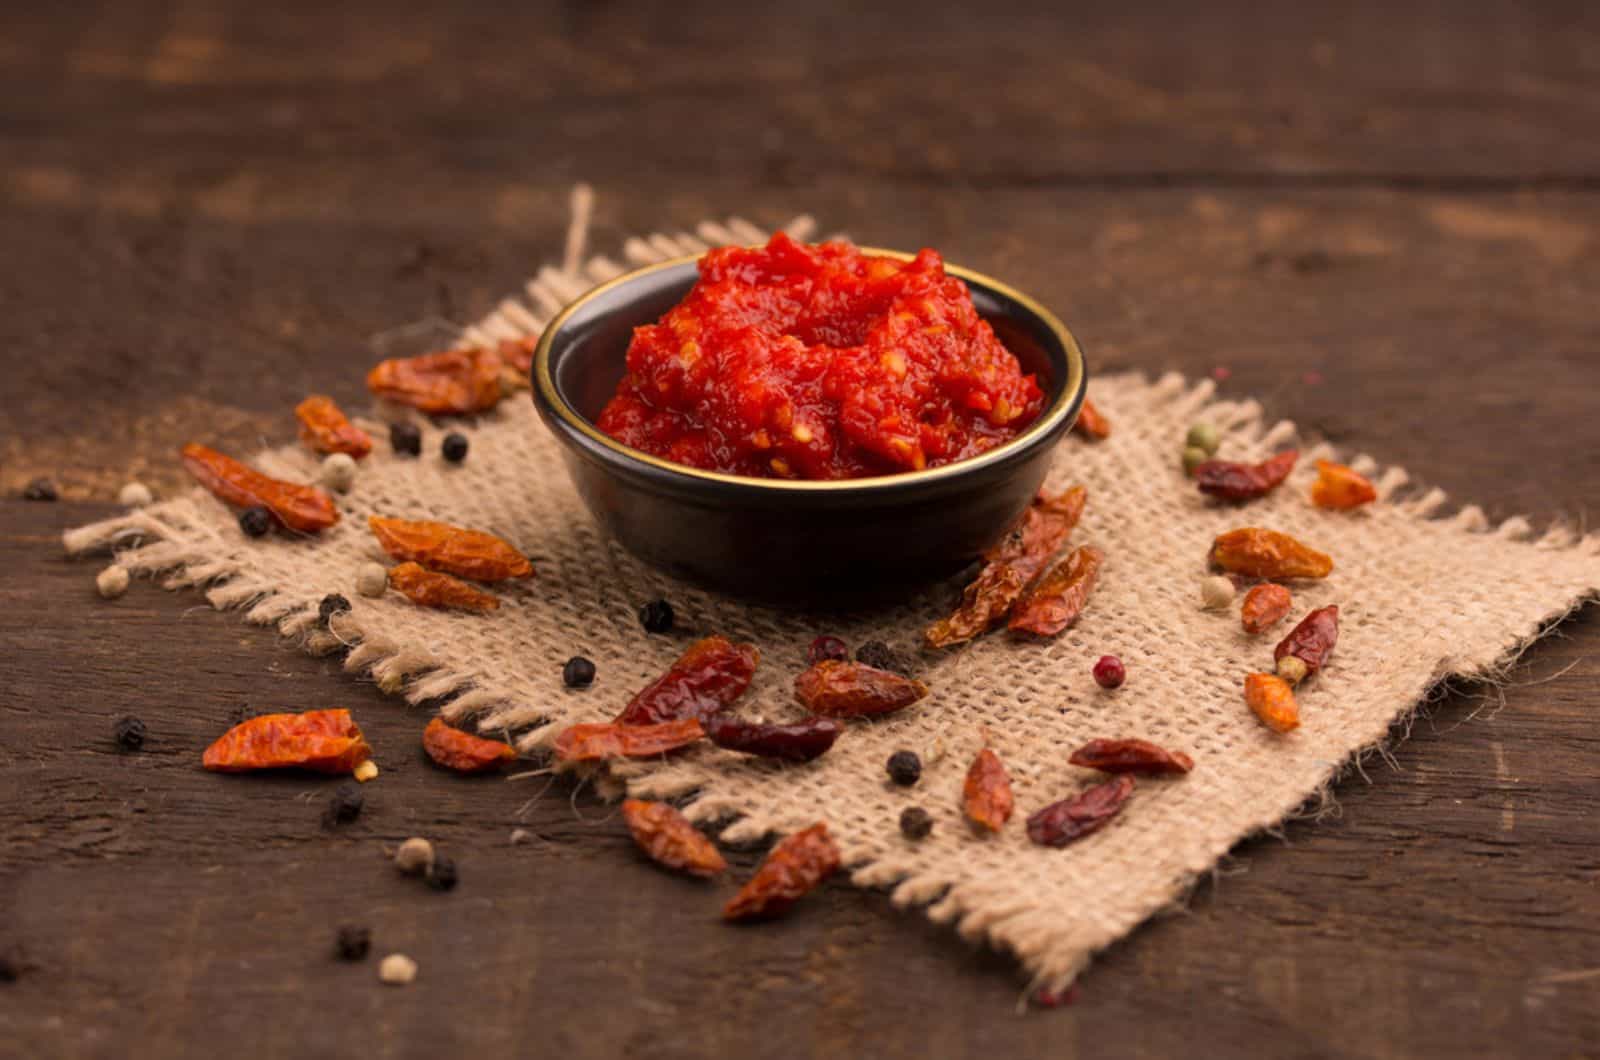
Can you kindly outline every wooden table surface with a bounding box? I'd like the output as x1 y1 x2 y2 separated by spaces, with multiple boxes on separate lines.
4 3 1598 1057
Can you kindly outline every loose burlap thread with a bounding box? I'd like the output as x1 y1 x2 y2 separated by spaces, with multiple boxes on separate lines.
65 195 1600 997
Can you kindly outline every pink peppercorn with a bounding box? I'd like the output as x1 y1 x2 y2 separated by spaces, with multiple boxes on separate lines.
807 635 850 666
1092 655 1126 690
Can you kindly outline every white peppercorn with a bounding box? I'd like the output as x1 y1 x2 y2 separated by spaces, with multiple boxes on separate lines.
319 453 357 493
378 953 417 985
96 565 131 599
355 563 389 598
118 481 154 507
1200 575 1235 611
394 837 434 875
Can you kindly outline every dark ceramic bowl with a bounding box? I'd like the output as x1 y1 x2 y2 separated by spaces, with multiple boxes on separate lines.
532 249 1087 606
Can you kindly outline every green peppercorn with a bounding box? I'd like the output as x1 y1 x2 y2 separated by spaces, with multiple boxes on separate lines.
1182 446 1210 477
1185 423 1220 456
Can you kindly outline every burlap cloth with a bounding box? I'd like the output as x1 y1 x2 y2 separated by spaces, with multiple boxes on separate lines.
64 200 1600 998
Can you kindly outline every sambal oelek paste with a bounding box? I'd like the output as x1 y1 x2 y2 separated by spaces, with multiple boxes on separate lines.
597 234 1044 480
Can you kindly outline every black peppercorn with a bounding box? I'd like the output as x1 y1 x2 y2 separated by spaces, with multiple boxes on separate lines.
441 432 469 462
899 806 933 840
563 656 596 688
856 640 908 674
22 478 58 502
323 783 364 827
389 421 422 456
113 715 147 752
886 750 922 786
319 593 351 624
0 949 21 983
334 924 371 961
238 506 273 538
638 599 675 634
426 855 458 891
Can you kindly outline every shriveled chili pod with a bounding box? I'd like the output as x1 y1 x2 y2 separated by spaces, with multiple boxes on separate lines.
369 517 533 582
1026 775 1134 847
621 799 727 878
723 823 840 921
1244 672 1300 733
202 709 372 774
181 443 340 533
615 636 761 725
1210 527 1333 580
962 747 1014 832
702 714 841 763
366 346 504 415
295 395 373 459
1008 545 1104 637
1068 738 1194 776
793 661 928 718
552 718 705 764
1274 605 1340 678
1195 450 1298 502
923 562 1025 649
421 717 516 774
1310 460 1377 510
1240 584 1293 634
988 485 1088 583
1072 397 1111 440
388 562 501 612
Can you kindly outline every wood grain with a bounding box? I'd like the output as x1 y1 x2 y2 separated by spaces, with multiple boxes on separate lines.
2 2 1598 1057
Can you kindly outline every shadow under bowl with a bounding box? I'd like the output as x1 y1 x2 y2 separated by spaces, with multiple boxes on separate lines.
532 249 1087 607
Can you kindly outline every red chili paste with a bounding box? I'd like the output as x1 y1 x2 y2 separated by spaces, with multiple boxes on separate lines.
596 234 1044 480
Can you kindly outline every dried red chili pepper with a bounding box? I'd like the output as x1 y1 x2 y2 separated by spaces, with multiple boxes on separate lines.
202 709 372 774
553 718 705 763
1068 738 1194 776
1026 775 1134 847
1274 605 1340 677
1244 672 1300 733
614 636 761 725
1211 527 1333 580
1195 450 1298 502
923 562 1025 649
294 395 373 459
366 346 504 415
702 714 841 763
388 562 500 612
181 443 340 533
1240 583 1293 634
1072 397 1111 440
1008 545 1104 637
962 747 1014 832
793 661 928 717
989 485 1088 582
421 717 516 774
1310 460 1377 510
368 517 533 582
496 337 538 379
621 799 727 878
723 822 841 921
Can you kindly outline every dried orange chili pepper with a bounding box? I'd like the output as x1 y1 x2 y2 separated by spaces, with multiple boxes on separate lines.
793 661 928 717
552 718 705 763
1008 545 1104 637
1240 583 1293 634
388 562 500 612
368 517 533 582
496 337 538 379
1072 397 1111 440
723 822 841 921
1211 527 1333 580
1195 450 1298 502
421 717 516 774
621 799 727 878
181 443 340 533
202 709 371 774
294 395 372 459
963 747 1015 832
1244 672 1300 733
1069 738 1193 776
1310 459 1377 510
615 636 761 725
366 346 504 415
924 562 1025 649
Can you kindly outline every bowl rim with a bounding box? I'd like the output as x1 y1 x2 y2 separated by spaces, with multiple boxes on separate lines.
532 246 1086 493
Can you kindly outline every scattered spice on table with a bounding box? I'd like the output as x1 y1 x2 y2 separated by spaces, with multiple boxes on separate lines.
1200 574 1237 611
1069 738 1193 776
806 635 850 665
323 782 364 827
96 565 130 600
1185 423 1220 457
638 598 675 634
794 660 928 717
318 453 357 493
369 517 533 582
202 709 372 774
118 481 153 507
22 477 58 501
854 639 912 675
553 718 705 763
238 505 273 538
441 432 469 463
1275 605 1340 680
319 593 352 624
181 443 339 533
367 346 503 415
388 421 422 456
113 714 147 751
1244 672 1301 733
621 799 727 878
1211 527 1333 580
899 807 934 840
1195 450 1299 502
886 749 922 786
422 717 516 774
723 822 840 921
1240 584 1293 634
426 855 459 891
1073 396 1111 440
1092 654 1126 690
335 925 371 961
388 562 500 612
378 953 418 985
963 747 1014 833
295 395 372 459
702 714 841 763
1008 545 1104 638
355 563 388 598
394 837 434 876
1310 459 1377 510
562 655 597 688
1027 775 1135 847
614 636 759 724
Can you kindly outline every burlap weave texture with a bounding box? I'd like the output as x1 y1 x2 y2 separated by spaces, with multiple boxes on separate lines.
64 208 1600 996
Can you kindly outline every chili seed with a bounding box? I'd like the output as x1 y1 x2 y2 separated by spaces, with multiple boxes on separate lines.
426 855 458 891
389 422 422 457
319 593 352 624
806 635 850 665
394 837 434 875
239 506 273 538
441 432 469 463
563 656 597 688
1185 423 1220 456
324 783 364 826
113 715 147 751
334 924 371 961
886 750 922 786
22 478 58 502
378 953 417 985
1093 655 1127 690
638 599 675 634
855 640 908 674
899 806 934 840
118 481 154 507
